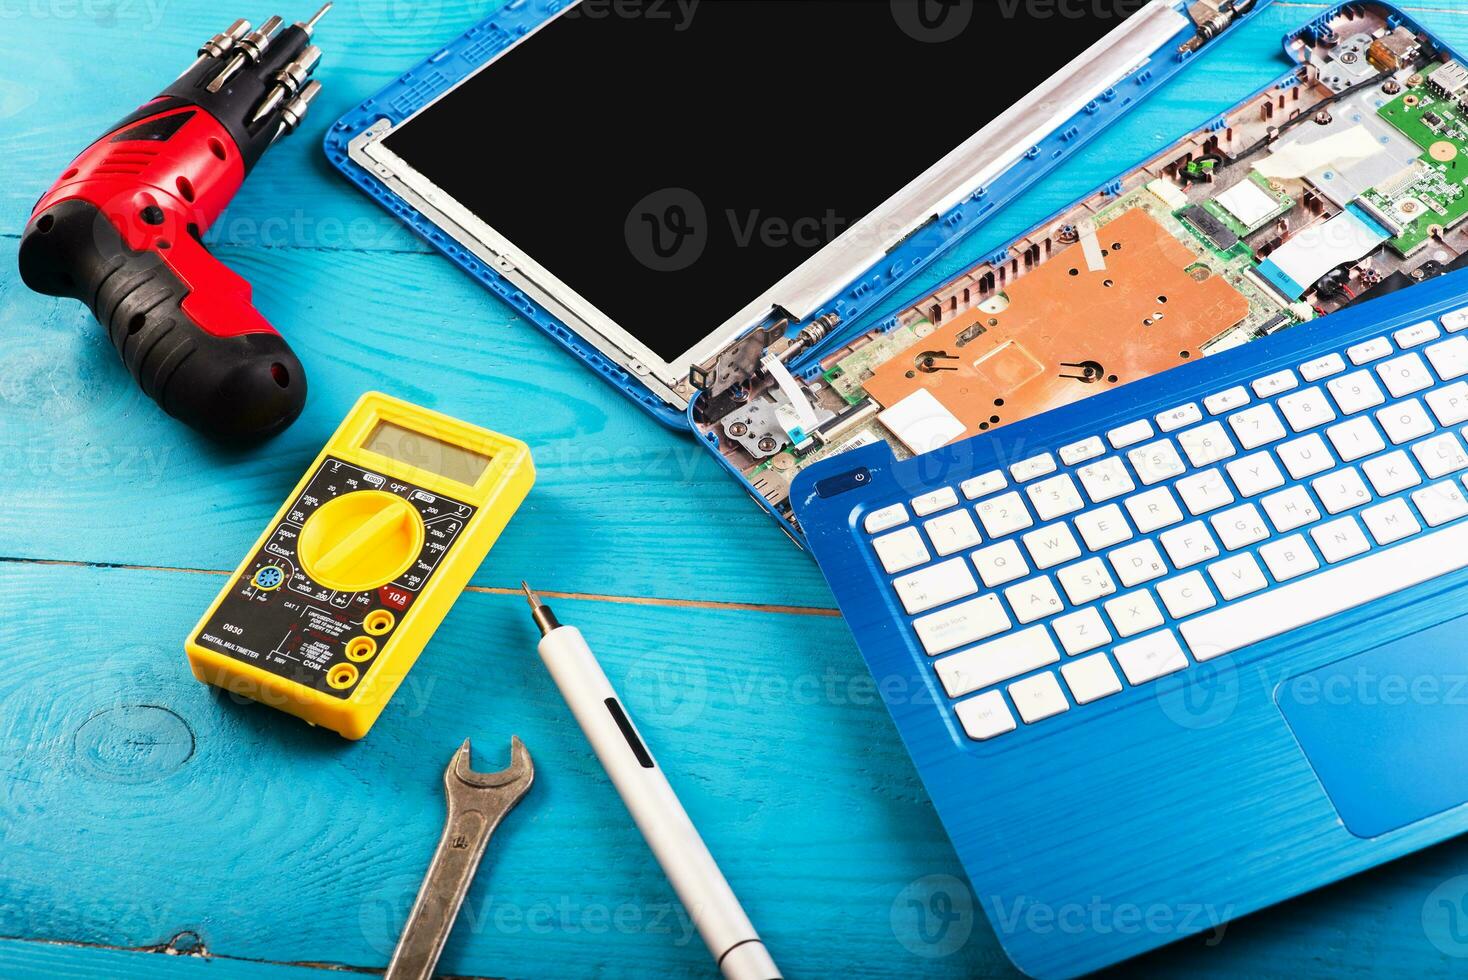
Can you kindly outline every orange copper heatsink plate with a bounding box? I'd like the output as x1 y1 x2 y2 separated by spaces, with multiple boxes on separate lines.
864 208 1251 440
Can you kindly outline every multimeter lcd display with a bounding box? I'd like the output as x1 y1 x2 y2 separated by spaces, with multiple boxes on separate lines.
362 420 493 485
381 0 1136 363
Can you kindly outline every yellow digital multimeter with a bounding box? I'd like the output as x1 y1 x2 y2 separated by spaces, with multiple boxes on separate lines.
185 392 534 739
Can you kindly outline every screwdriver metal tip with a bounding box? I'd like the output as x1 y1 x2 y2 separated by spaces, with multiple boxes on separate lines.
522 582 559 636
304 2 331 31
521 581 540 608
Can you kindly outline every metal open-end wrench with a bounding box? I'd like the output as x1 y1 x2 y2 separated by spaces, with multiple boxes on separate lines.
385 737 535 980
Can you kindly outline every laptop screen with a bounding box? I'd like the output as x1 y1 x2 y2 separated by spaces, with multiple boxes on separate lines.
385 0 1146 363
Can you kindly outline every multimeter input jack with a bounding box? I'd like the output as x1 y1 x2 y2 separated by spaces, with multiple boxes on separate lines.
251 565 285 590
363 610 395 635
327 663 359 689
345 636 377 662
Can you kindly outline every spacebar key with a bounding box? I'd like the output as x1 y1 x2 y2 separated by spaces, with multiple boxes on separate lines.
1180 520 1468 660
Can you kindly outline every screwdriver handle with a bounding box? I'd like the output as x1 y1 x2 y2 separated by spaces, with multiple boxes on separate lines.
19 196 306 441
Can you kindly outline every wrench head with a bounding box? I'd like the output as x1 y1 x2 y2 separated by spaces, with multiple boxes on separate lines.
447 736 535 799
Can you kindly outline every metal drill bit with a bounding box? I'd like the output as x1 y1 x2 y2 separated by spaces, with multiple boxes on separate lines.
180 19 249 80
521 582 560 637
247 43 320 124
299 2 331 35
207 14 283 93
272 78 321 142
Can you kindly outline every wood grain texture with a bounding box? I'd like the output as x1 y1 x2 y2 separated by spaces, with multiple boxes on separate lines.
5 1 1468 978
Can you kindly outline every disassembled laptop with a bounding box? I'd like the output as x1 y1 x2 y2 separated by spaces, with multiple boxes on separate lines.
690 5 1466 529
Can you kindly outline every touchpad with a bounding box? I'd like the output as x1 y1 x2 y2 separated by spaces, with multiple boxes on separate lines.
1277 614 1468 839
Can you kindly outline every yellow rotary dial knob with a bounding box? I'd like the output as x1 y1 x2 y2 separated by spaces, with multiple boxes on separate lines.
297 491 425 592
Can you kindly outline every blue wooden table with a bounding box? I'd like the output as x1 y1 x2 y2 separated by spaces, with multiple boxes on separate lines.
5 2 1468 977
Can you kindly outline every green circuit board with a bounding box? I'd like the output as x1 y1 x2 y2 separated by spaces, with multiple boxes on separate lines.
1369 73 1468 256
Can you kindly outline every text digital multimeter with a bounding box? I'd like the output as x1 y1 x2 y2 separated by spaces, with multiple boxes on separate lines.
186 392 534 739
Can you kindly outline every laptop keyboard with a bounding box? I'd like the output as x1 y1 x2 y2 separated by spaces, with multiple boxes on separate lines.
864 307 1468 742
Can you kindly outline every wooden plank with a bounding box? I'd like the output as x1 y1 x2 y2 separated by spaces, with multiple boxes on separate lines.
0 562 976 978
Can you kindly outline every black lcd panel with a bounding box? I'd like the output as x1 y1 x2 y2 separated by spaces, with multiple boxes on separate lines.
385 0 1145 362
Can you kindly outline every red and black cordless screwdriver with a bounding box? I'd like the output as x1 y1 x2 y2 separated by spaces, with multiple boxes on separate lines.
18 5 330 441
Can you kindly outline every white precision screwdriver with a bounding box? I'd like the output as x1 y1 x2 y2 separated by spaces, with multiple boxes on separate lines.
522 583 781 980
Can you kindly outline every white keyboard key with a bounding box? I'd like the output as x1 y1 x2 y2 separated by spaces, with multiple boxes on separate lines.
1252 369 1298 398
1413 432 1468 479
1076 457 1135 503
1107 419 1154 449
1347 336 1393 365
1277 433 1336 480
1127 439 1186 486
1300 353 1346 382
1105 589 1165 637
865 503 909 534
1326 416 1385 462
893 558 977 614
911 486 959 517
1377 399 1435 446
1229 404 1287 450
1156 570 1217 618
1009 671 1070 724
1362 497 1421 545
1113 630 1189 684
936 627 1060 698
961 470 1007 500
1377 353 1435 398
1204 386 1250 415
1226 452 1285 497
1395 321 1441 348
976 491 1034 538
1427 382 1468 426
1427 335 1468 381
1052 607 1111 655
1311 516 1370 564
1259 534 1319 581
1181 519 1468 661
1327 371 1386 415
1056 557 1117 605
1026 474 1085 521
1157 403 1202 432
913 594 1011 655
1208 552 1268 601
955 690 1016 741
1022 524 1082 570
1262 485 1321 532
1159 521 1220 568
1004 576 1064 624
1010 453 1057 482
874 527 929 573
1362 450 1422 496
1178 421 1237 467
1059 436 1105 466
1074 503 1132 551
1109 539 1169 587
972 540 1029 587
1413 480 1468 527
1175 469 1235 516
925 509 982 556
1278 387 1338 431
1125 487 1184 533
1211 503 1269 550
1061 654 1123 705
1444 307 1468 333
1312 468 1372 515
